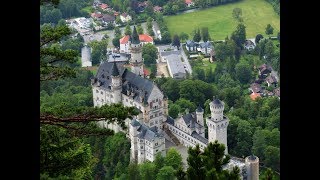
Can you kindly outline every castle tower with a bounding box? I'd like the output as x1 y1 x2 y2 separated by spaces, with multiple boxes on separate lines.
196 105 205 137
245 155 259 180
111 62 122 103
129 26 144 76
206 97 229 154
129 119 140 162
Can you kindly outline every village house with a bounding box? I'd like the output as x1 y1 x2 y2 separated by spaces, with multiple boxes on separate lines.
166 54 186 79
186 40 198 52
198 41 213 55
249 83 263 94
99 3 109 11
258 64 272 77
102 14 115 25
120 13 132 23
185 0 195 7
153 6 163 13
265 74 278 87
244 39 255 51
120 34 154 53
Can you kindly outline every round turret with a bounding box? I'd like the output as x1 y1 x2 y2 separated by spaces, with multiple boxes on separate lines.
245 155 259 180
209 97 224 121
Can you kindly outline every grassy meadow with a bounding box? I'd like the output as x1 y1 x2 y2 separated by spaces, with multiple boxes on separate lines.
164 0 280 40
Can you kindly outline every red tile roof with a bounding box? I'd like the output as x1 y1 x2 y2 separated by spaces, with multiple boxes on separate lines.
100 3 108 9
250 92 261 101
91 13 103 18
143 68 150 76
185 0 193 4
139 34 153 42
120 35 130 44
119 34 153 44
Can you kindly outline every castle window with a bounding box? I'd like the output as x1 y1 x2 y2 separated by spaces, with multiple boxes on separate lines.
155 120 158 124
156 149 158 152
155 142 158 146
140 139 143 142
96 90 99 93
141 146 143 149
156 99 158 102
101 91 103 95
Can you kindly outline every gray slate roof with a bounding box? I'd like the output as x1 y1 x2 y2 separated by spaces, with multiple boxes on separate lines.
186 40 198 47
199 41 213 48
93 61 156 103
196 105 203 112
136 123 163 141
191 131 208 144
160 50 180 57
182 112 203 128
166 116 175 125
166 54 186 75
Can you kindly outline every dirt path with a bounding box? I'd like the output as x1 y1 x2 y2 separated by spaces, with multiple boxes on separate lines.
157 62 169 77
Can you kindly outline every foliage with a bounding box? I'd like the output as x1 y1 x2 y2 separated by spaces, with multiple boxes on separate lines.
137 24 144 34
231 23 246 49
265 24 274 36
125 24 132 35
40 124 95 179
113 36 121 48
103 133 131 179
172 34 181 49
193 28 201 42
186 141 239 179
89 39 108 65
164 148 183 169
255 34 264 44
139 161 157 180
128 163 140 180
235 61 252 84
40 23 78 81
232 7 243 22
142 43 158 66
201 27 211 42
179 32 189 42
156 166 176 180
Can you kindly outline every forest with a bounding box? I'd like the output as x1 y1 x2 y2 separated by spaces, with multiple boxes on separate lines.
40 0 280 179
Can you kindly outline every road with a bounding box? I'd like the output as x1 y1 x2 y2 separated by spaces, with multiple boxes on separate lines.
82 23 147 48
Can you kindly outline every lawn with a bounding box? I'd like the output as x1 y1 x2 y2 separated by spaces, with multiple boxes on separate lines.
192 58 217 73
164 0 280 40
82 6 93 14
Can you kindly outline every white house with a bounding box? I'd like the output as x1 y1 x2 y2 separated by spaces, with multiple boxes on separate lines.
197 41 213 55
120 13 132 23
119 34 154 53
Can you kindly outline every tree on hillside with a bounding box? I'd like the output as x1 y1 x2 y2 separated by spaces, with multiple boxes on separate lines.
179 32 189 42
175 166 186 180
139 161 156 180
261 168 276 180
172 34 181 49
201 27 211 42
164 148 183 169
232 8 243 22
231 23 246 49
193 28 201 42
154 153 165 174
125 24 132 35
128 163 140 180
157 166 176 180
114 26 121 37
187 144 205 180
265 24 274 37
113 36 121 48
142 43 158 66
255 34 264 44
235 61 252 84
137 24 144 34
168 104 181 119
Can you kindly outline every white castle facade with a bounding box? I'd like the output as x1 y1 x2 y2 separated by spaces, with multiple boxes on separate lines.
91 26 229 163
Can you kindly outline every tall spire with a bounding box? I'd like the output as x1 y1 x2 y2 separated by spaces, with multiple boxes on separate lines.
112 61 120 76
131 26 140 44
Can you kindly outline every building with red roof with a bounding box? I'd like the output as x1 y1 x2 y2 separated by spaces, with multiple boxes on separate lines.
185 0 195 7
119 34 154 53
100 3 109 10
250 92 261 101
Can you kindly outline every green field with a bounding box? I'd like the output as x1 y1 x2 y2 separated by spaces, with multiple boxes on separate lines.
164 0 280 40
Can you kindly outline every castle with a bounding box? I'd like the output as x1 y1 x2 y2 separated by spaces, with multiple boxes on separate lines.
91 26 229 163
